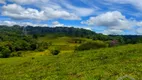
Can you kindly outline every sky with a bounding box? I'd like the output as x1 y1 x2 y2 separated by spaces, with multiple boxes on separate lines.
0 0 142 35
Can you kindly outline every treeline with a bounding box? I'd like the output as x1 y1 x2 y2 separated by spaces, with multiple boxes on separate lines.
25 26 142 44
26 26 97 38
109 35 142 44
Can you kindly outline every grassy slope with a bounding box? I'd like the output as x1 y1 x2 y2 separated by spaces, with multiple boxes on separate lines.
11 35 93 57
37 35 93 55
0 44 142 80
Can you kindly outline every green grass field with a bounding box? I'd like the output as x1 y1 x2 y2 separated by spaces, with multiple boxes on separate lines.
37 35 94 55
0 43 142 80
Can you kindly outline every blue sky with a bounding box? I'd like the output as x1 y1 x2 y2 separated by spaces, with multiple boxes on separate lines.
0 0 142 35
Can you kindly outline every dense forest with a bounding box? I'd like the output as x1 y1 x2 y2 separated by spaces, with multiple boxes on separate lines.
0 25 142 58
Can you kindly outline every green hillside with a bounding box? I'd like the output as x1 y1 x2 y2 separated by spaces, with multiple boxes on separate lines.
0 26 142 80
0 44 142 80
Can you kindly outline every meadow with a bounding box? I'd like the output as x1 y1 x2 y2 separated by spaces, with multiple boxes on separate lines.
0 26 142 80
1 0 142 79
0 43 142 80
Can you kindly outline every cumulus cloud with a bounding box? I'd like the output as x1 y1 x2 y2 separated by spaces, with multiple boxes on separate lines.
2 4 46 20
81 11 134 30
2 4 80 20
43 7 80 20
52 21 64 27
9 0 95 17
0 20 48 27
81 11 142 34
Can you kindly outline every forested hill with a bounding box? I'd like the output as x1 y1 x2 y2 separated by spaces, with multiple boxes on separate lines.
0 25 119 42
0 25 108 41
25 26 97 37
0 25 97 36
0 25 142 58
0 25 142 44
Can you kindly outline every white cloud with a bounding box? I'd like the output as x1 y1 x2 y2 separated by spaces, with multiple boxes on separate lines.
2 4 46 20
20 22 48 27
0 20 48 27
52 21 64 27
103 29 123 35
9 0 95 17
0 21 17 26
137 27 142 34
59 0 95 17
81 11 142 34
9 0 49 5
2 4 80 20
0 0 5 4
84 27 92 30
136 21 142 26
81 11 135 30
65 5 94 17
43 7 80 20
136 21 142 34
80 0 100 9
106 0 142 11
9 0 33 4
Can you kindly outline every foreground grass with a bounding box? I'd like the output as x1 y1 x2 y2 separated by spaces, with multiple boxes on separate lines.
1 44 142 80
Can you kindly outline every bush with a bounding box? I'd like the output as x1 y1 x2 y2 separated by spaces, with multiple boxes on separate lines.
36 42 52 51
0 47 11 58
109 40 119 47
37 47 45 52
51 49 60 55
10 52 22 57
0 54 3 58
76 40 108 51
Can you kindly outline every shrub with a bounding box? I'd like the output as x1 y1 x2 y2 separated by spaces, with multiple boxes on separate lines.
0 53 3 58
109 40 119 47
51 49 60 55
0 47 11 58
10 52 22 57
75 40 108 51
37 47 45 52
68 38 85 44
36 42 52 51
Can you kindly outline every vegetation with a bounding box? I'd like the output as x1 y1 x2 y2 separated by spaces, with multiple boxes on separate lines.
0 25 142 58
0 44 142 79
51 49 60 55
75 40 108 51
0 25 142 79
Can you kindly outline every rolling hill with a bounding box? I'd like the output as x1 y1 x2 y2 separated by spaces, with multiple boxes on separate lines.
0 25 142 80
0 44 142 80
